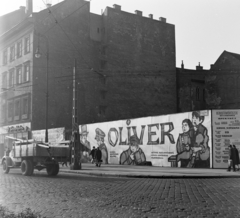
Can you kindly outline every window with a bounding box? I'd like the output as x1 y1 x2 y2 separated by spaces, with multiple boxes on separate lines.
16 66 22 84
196 87 200 101
1 103 6 123
8 100 14 122
2 49 7 65
2 72 7 89
99 106 107 115
23 62 30 82
17 40 22 58
24 36 30 54
10 45 15 62
22 97 28 119
14 99 20 120
8 69 14 87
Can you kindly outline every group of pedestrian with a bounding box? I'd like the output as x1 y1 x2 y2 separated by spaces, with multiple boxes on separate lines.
89 146 102 167
227 144 240 172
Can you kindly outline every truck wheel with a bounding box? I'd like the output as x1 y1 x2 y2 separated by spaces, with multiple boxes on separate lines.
3 160 10 174
21 160 31 176
46 163 59 176
27 160 34 176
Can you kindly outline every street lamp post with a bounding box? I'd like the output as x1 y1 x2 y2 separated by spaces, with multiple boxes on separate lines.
35 34 49 143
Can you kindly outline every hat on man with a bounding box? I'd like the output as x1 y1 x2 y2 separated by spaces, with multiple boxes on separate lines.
80 125 88 135
129 135 139 144
95 128 105 139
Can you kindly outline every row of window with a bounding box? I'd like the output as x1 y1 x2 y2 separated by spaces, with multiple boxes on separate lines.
1 96 29 123
2 35 30 65
2 61 30 89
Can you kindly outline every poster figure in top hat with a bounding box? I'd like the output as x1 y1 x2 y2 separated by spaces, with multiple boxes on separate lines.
80 125 91 163
95 128 109 164
119 135 146 165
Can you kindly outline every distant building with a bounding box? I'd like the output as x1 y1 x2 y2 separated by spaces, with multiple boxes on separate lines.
0 0 176 150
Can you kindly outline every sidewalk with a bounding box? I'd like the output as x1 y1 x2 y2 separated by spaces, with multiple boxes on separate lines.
60 163 240 178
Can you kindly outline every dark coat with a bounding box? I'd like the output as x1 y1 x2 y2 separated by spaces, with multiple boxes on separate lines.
232 148 240 165
90 148 96 158
95 148 102 161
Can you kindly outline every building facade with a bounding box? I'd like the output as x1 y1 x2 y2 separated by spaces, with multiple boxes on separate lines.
0 0 176 154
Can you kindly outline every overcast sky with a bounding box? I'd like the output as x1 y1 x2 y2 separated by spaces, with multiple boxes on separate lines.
1 0 240 69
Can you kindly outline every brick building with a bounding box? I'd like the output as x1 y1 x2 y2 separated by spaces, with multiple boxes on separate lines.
177 51 240 112
0 0 176 148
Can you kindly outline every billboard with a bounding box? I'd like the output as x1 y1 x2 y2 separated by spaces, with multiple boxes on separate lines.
32 127 65 143
80 110 212 168
212 109 240 168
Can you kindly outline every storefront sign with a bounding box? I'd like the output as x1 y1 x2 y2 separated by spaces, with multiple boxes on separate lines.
0 122 31 134
212 110 240 168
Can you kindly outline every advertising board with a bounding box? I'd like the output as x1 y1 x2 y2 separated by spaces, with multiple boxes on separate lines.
80 110 212 168
32 127 65 143
212 110 240 168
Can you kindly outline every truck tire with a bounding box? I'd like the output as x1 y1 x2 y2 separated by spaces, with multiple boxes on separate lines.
2 160 10 174
27 160 34 176
46 163 59 176
21 160 31 176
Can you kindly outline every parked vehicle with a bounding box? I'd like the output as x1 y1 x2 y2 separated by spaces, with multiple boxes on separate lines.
1 136 70 176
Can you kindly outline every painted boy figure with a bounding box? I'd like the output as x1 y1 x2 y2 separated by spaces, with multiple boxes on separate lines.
176 119 194 167
119 135 146 165
189 111 210 168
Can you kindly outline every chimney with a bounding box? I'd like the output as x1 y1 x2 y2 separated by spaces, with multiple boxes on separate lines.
135 10 142 16
181 60 184 69
159 17 166 23
46 0 52 8
196 62 203 70
113 4 121 11
149 14 153 19
25 0 33 15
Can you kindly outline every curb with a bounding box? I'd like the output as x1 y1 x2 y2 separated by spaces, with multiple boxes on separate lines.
59 169 240 179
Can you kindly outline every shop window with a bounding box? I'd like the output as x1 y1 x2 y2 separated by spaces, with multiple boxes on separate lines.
22 97 28 119
2 49 7 65
9 69 14 88
17 40 22 58
10 45 15 62
24 36 30 54
16 66 22 84
23 62 30 82
8 101 14 122
14 99 20 120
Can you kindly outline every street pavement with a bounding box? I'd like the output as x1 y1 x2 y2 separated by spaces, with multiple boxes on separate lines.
1 165 240 218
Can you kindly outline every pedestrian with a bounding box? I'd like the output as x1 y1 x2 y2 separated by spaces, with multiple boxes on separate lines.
89 146 96 164
233 145 240 171
227 145 233 171
95 147 102 167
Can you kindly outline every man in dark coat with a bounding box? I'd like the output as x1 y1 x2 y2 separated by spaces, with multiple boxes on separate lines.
227 144 236 172
89 146 96 164
233 145 240 171
95 147 102 167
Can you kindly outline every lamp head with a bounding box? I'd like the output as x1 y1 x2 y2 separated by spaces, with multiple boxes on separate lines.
35 47 41 58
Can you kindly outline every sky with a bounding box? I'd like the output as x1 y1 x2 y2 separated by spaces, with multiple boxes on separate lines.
1 0 240 69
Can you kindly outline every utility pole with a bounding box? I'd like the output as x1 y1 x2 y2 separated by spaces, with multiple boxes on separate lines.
70 59 81 170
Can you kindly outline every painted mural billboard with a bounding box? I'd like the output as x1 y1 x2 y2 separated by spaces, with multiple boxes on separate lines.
80 110 212 168
212 109 240 168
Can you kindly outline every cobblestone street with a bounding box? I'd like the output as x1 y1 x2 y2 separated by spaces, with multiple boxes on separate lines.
1 170 240 218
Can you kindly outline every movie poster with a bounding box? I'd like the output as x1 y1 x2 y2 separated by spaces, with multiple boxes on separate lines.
80 110 212 168
212 110 240 168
